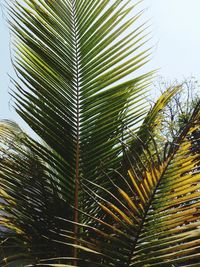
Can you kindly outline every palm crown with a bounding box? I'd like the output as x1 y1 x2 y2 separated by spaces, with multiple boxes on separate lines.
0 0 200 266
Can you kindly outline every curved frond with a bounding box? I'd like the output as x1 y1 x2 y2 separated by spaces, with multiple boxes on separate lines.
131 104 200 266
0 121 75 266
80 102 200 266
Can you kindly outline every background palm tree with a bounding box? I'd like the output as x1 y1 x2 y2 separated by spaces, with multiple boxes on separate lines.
0 0 200 266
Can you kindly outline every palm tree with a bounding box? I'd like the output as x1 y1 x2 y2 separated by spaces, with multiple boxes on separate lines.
0 0 200 266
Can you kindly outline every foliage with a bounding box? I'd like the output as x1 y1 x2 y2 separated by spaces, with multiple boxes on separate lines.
151 76 200 142
0 1 200 267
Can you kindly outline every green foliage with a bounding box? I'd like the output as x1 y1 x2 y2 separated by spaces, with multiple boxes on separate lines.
152 76 200 142
0 1 200 267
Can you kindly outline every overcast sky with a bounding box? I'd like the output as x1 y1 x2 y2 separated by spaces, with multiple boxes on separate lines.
0 0 200 129
143 0 200 80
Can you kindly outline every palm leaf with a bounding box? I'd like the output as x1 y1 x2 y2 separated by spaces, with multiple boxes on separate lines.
131 105 200 266
81 102 200 266
0 121 76 266
9 0 152 182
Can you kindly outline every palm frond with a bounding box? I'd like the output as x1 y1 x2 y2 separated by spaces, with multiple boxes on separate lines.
0 121 75 266
80 102 200 266
9 0 152 183
131 103 200 266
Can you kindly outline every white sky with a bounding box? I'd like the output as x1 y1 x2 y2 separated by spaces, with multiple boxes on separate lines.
0 0 200 129
143 0 200 80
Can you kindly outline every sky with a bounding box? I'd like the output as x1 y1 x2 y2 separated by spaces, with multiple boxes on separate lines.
143 0 200 80
0 0 200 130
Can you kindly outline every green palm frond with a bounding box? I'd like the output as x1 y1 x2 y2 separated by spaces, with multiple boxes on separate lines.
0 121 74 265
9 0 152 181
